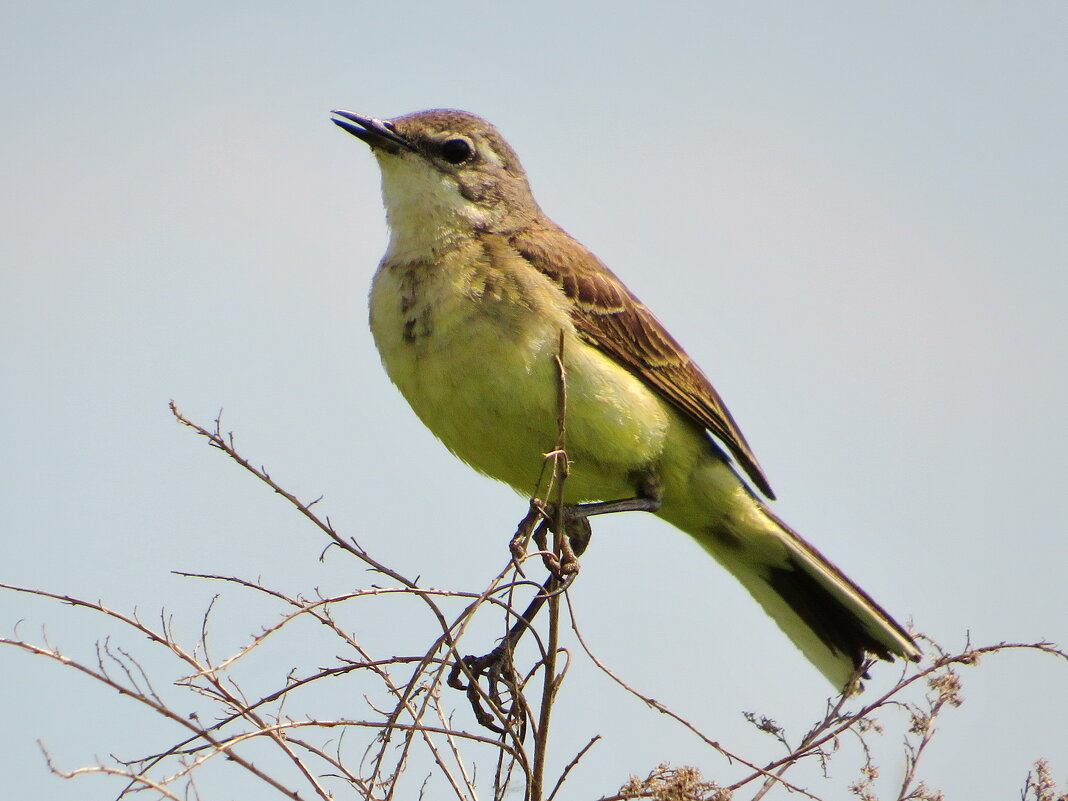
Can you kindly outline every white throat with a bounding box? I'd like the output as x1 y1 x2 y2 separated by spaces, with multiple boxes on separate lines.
376 153 489 264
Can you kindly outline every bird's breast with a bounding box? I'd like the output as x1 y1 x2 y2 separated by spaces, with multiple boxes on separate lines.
367 240 674 501
369 242 572 491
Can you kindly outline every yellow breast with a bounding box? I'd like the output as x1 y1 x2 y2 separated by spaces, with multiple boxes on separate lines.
369 240 674 502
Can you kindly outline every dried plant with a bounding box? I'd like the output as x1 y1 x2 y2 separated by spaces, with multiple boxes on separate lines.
1021 760 1068 801
2 404 1065 801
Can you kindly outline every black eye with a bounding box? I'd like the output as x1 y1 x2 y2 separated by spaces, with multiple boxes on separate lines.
440 137 473 164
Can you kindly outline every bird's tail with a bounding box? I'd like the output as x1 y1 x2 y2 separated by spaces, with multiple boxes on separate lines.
663 463 920 691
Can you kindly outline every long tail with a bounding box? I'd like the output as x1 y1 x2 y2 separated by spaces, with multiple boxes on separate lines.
664 463 920 691
738 502 919 690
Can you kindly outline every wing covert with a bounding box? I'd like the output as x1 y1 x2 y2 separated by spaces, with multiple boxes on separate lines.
510 226 776 499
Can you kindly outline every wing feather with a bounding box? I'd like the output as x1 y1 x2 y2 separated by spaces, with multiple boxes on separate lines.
510 226 776 499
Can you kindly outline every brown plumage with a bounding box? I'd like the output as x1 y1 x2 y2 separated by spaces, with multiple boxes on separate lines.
510 224 776 499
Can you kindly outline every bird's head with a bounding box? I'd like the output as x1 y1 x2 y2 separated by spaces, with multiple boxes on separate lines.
332 109 541 252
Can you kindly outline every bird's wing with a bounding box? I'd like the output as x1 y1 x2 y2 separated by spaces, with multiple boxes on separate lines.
511 226 776 499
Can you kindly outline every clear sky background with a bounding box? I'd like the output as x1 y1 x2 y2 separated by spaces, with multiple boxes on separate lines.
3 2 1066 799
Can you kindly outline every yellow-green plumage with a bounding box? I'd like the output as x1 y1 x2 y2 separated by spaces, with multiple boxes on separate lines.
336 107 920 691
370 239 673 503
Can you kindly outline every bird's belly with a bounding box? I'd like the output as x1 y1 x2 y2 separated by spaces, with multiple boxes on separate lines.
369 261 672 502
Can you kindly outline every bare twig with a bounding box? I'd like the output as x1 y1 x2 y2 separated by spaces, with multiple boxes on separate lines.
3 404 1063 801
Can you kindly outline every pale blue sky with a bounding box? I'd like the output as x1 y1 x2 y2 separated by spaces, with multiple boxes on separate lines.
3 2 1066 799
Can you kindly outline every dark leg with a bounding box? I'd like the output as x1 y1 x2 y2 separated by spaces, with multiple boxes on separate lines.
565 469 664 521
565 494 662 519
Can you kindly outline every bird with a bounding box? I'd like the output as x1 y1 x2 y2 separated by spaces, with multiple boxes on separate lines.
331 107 920 691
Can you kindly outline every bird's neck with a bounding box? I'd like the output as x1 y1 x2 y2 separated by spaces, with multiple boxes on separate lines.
378 156 489 264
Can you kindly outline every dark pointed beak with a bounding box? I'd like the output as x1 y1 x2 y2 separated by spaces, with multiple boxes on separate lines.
331 110 415 154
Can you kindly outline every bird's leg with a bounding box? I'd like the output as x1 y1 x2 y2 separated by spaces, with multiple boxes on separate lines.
530 505 585 581
565 494 662 518
535 492 659 580
564 472 664 521
545 477 662 576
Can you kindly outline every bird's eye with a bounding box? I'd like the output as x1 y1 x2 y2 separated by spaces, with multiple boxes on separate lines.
440 137 473 164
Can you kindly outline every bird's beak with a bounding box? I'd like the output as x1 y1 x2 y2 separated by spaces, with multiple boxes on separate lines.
331 110 415 154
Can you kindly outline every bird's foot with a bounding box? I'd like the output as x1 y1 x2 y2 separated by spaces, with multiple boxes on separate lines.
530 502 591 587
